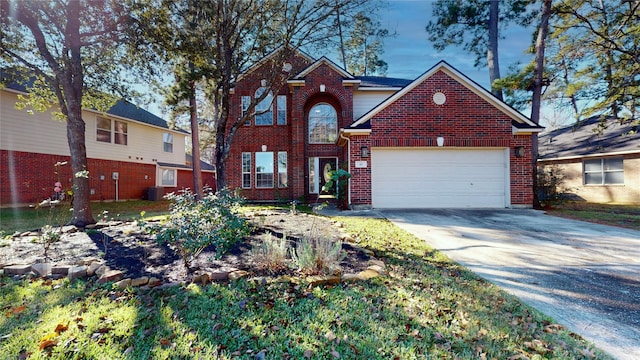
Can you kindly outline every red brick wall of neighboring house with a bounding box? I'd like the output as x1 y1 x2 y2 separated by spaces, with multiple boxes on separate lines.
347 70 534 207
0 150 214 206
163 169 217 196
227 54 354 203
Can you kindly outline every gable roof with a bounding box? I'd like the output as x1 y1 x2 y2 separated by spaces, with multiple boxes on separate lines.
293 56 354 80
348 60 543 133
236 46 315 83
538 116 639 160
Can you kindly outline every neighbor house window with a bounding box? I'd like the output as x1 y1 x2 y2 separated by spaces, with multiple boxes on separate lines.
161 168 176 186
308 103 337 143
278 152 287 188
97 117 127 145
255 87 273 125
277 95 287 125
163 133 173 153
241 96 251 126
255 152 274 188
584 158 624 185
242 152 251 188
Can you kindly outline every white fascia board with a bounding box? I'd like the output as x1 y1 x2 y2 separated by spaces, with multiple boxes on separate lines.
295 57 354 79
341 128 371 136
342 79 361 86
236 46 316 83
538 149 640 162
356 87 403 91
512 126 544 135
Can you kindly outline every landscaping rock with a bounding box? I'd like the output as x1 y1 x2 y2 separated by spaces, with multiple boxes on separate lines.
94 264 109 278
148 277 162 287
52 264 72 275
3 264 32 275
357 269 380 280
131 277 148 287
306 275 341 287
97 270 125 284
368 259 385 269
61 225 79 234
341 273 360 282
228 270 248 281
31 263 52 277
367 264 386 275
210 267 239 281
78 257 100 266
192 273 209 285
86 262 103 276
68 265 88 280
115 278 132 289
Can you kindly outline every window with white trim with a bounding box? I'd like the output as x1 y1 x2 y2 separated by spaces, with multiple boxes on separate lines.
241 96 251 126
584 158 624 185
161 168 176 186
97 117 127 145
256 152 274 188
242 152 251 188
278 152 287 188
163 133 173 153
255 87 273 126
308 103 337 143
277 95 286 125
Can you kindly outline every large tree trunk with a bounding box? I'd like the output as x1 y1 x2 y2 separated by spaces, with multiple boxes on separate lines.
189 78 203 199
531 0 551 210
488 0 502 100
63 1 94 226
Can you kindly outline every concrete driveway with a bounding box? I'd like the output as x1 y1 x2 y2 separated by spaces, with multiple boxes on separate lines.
381 209 640 360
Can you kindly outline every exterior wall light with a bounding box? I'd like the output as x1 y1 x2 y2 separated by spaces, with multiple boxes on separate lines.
320 84 326 92
436 136 445 147
261 144 267 152
360 146 369 158
514 146 525 158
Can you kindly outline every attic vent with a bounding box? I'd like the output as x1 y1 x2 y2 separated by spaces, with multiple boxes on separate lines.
432 91 446 105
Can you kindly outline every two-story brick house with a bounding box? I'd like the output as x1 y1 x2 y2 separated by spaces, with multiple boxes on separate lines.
227 49 543 208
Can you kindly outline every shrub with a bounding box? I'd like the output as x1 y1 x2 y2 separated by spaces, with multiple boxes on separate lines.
146 188 250 271
39 224 61 260
250 232 291 274
291 236 345 275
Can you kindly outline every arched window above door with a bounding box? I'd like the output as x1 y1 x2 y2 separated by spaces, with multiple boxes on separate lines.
308 103 337 144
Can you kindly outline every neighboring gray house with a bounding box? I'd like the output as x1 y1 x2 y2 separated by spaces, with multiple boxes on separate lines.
538 117 640 204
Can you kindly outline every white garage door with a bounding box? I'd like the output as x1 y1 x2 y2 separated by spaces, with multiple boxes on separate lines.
371 148 509 208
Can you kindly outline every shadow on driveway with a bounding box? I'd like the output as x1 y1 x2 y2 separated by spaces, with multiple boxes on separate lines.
381 208 640 360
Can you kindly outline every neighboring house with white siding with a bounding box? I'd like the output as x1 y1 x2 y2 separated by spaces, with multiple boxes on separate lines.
0 79 215 206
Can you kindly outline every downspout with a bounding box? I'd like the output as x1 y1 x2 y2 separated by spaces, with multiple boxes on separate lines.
338 130 351 208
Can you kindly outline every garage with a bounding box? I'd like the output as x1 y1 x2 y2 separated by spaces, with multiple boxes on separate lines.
371 148 509 208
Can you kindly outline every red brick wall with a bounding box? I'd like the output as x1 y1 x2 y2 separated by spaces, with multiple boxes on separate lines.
0 150 215 206
227 56 353 203
348 70 534 207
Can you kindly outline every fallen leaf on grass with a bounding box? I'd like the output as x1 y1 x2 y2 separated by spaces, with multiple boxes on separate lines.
54 322 69 333
5 305 26 317
325 330 337 342
303 349 313 358
39 339 58 351
544 323 566 333
330 348 340 358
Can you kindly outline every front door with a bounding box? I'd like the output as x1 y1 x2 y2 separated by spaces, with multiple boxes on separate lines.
319 157 336 196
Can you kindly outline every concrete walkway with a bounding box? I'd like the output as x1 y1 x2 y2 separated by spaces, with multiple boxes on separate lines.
379 209 640 360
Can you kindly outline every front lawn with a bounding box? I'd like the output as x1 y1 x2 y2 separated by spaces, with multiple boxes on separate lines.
0 213 610 359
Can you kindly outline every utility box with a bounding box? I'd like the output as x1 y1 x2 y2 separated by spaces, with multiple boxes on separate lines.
146 187 164 201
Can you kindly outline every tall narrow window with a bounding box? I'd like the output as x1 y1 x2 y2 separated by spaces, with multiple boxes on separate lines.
309 158 317 193
241 96 251 126
277 95 287 125
163 133 173 153
278 152 287 188
308 103 337 143
114 120 127 145
97 117 111 143
255 87 273 125
255 152 274 188
242 152 251 188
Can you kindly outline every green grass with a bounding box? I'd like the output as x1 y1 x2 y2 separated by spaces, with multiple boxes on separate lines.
545 201 640 231
0 213 611 359
0 200 170 235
